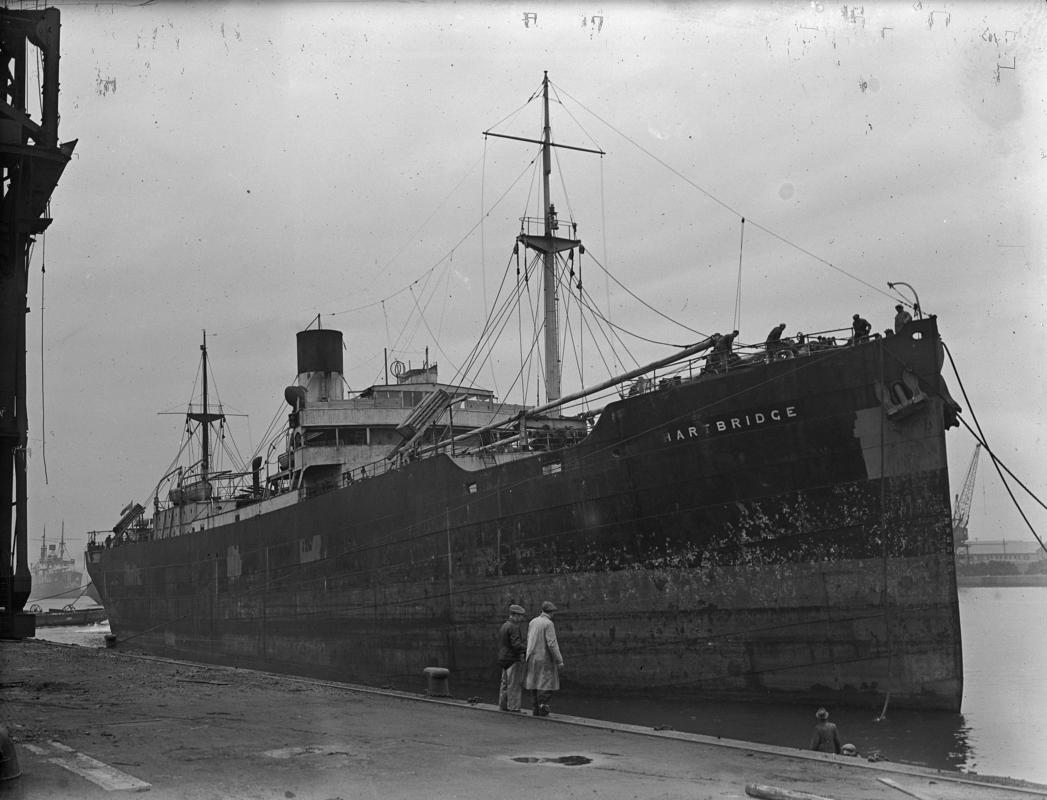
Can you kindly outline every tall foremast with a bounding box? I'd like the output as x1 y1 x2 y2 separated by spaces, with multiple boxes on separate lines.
538 74 563 404
485 72 603 406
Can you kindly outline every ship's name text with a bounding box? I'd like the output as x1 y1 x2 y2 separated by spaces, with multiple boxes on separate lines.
663 405 798 443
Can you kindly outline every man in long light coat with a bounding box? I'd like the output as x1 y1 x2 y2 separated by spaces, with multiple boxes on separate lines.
524 600 564 717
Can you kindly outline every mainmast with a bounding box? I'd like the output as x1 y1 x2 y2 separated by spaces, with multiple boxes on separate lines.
484 72 603 407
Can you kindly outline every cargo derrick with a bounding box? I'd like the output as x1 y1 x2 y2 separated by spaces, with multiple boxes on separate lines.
0 8 75 639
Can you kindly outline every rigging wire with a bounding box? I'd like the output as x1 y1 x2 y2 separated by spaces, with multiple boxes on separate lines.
584 250 709 339
455 251 525 384
553 83 899 304
480 133 497 396
574 284 641 365
559 266 641 372
574 292 624 383
361 153 544 388
733 217 745 333
204 349 249 472
39 210 48 484
943 343 1047 555
597 153 615 375
548 79 606 161
515 251 525 406
523 253 544 402
327 154 540 321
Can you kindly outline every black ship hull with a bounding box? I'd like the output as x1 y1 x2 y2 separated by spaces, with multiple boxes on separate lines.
87 318 962 710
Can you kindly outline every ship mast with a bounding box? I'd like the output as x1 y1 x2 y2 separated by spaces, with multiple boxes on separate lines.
484 72 603 406
186 331 224 484
539 76 560 403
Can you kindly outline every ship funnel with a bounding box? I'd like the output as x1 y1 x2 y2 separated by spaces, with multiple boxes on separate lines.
296 329 344 403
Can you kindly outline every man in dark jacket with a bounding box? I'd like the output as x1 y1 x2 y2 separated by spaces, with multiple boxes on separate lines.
497 604 527 712
894 304 913 332
809 707 842 754
851 314 871 344
765 323 787 359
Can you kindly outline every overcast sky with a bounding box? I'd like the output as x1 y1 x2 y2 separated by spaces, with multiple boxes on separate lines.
13 0 1045 554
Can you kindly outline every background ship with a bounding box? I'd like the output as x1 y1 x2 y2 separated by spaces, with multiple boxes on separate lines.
86 75 963 712
30 528 85 603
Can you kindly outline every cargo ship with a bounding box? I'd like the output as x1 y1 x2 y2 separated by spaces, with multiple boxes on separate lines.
86 74 964 711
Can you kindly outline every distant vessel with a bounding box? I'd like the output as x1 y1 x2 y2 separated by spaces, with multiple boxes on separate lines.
30 528 84 602
87 74 964 711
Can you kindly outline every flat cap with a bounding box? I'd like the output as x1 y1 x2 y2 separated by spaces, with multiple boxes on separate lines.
509 604 525 614
541 600 558 612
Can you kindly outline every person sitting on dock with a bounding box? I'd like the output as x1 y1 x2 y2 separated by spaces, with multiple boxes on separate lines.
809 707 842 754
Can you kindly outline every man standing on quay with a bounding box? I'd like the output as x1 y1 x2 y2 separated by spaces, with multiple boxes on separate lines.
524 600 564 717
497 604 527 712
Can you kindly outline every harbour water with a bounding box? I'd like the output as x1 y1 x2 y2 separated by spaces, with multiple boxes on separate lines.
31 586 1047 785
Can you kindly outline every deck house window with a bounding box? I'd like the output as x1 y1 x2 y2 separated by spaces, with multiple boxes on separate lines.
304 428 337 447
337 428 367 446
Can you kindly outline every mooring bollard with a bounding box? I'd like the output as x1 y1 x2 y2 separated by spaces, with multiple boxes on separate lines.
423 666 450 697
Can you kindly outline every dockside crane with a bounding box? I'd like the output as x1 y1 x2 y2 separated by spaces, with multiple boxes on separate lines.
952 444 981 554
1 8 76 639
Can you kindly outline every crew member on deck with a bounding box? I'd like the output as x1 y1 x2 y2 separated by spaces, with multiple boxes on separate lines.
765 323 787 359
851 314 871 344
710 330 739 372
894 304 913 333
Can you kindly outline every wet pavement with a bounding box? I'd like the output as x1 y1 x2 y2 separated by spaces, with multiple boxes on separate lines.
1 638 1044 800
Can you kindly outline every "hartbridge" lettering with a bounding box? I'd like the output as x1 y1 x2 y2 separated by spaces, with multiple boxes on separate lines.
663 404 799 443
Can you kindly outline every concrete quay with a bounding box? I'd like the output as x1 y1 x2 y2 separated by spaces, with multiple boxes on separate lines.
1 639 1043 800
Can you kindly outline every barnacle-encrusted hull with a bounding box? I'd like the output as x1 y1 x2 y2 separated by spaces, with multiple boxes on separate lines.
87 317 961 710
